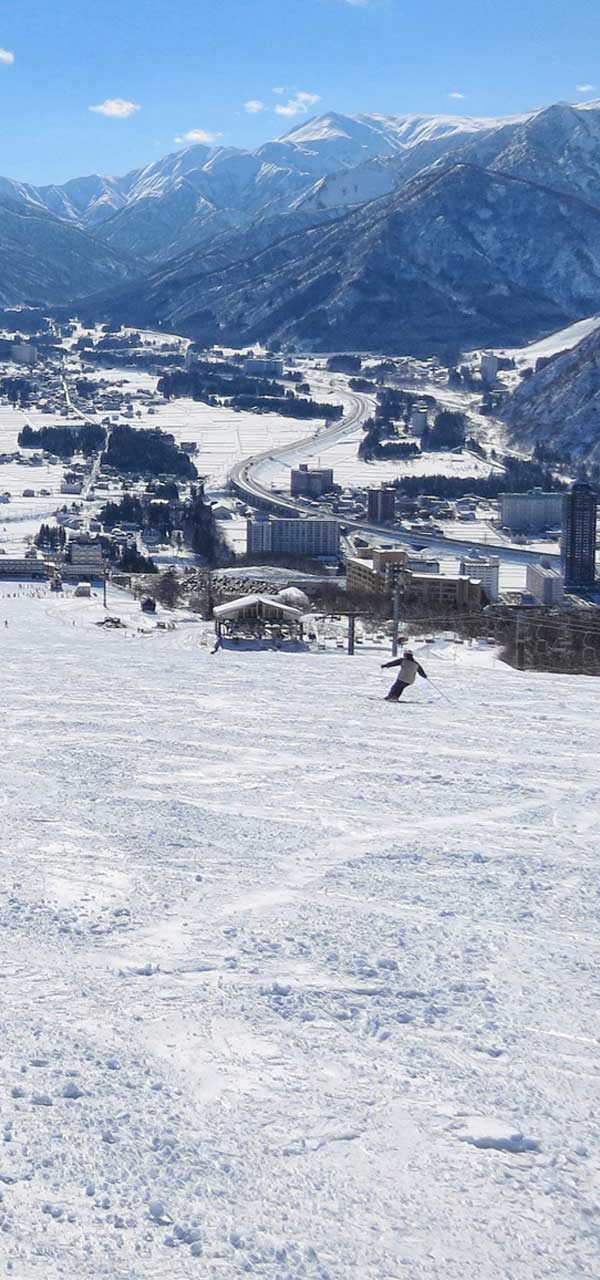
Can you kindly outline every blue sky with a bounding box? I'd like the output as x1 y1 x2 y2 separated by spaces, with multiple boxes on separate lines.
1 0 600 184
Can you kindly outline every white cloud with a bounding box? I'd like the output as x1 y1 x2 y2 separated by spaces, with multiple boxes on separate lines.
175 127 222 145
0 48 15 64
449 91 465 100
272 87 286 95
244 99 265 114
576 83 595 93
275 90 321 118
89 98 140 118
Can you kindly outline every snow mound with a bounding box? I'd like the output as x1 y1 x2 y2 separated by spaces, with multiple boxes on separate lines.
277 586 311 609
452 1116 541 1154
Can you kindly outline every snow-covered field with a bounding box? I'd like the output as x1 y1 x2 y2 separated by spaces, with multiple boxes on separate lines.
0 584 598 1279
80 371 328 489
254 436 491 491
83 364 496 498
0 404 71 553
150 399 316 489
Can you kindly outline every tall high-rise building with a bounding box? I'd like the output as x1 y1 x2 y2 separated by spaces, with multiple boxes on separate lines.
562 484 597 591
367 487 396 523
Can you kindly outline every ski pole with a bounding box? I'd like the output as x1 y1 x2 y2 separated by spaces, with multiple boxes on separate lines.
427 676 453 704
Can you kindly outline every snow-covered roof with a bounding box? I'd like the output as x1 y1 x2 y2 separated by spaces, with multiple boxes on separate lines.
213 593 303 621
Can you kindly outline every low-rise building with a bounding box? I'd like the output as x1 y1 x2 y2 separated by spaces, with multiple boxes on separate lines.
2 341 38 365
345 547 408 595
406 556 441 575
410 406 428 435
243 357 284 378
345 545 481 611
0 554 46 579
460 553 500 602
213 593 305 646
291 464 334 498
480 352 499 384
404 572 482 612
62 534 104 579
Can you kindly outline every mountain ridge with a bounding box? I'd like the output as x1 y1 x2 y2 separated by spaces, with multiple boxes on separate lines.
0 105 548 265
0 197 142 308
8 101 600 347
87 158 600 354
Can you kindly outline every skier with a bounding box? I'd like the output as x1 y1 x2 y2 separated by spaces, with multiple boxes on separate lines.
381 649 427 701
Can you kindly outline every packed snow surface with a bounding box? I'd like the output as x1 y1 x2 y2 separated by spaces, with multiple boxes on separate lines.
0 585 599 1278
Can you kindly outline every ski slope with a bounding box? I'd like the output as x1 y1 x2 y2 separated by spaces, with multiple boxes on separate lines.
0 585 598 1279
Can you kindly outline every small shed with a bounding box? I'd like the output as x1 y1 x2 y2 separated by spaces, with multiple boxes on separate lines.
74 581 92 598
213 593 304 646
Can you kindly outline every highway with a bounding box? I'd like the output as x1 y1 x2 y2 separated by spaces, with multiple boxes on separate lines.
229 386 372 516
228 382 561 569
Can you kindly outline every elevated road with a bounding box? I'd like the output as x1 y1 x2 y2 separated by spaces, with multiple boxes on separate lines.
229 382 561 569
229 388 371 516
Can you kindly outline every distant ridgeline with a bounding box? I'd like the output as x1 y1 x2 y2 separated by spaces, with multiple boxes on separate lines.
158 364 342 420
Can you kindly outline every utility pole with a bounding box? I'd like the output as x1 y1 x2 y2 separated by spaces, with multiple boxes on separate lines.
515 613 525 670
347 614 355 656
103 572 107 609
391 580 400 657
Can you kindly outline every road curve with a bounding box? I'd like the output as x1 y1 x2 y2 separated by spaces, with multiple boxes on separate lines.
228 385 561 568
229 388 371 516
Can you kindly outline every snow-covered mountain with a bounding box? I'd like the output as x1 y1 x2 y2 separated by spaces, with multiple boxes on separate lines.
0 108 528 264
443 101 600 209
502 321 600 462
10 100 600 339
0 198 141 308
94 161 600 354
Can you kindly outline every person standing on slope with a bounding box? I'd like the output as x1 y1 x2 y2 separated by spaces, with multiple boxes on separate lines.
381 649 427 701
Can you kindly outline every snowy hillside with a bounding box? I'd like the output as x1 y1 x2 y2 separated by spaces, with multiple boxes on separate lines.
0 199 141 308
498 313 600 372
502 321 600 460
0 583 598 1278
